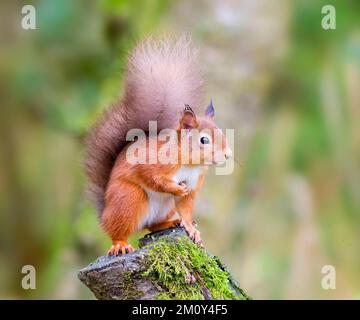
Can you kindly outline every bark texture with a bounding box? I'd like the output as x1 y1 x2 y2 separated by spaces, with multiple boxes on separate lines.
78 226 250 300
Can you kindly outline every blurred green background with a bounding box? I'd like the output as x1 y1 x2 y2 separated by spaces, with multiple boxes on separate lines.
0 0 359 299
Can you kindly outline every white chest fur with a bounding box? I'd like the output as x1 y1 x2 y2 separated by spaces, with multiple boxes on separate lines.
172 165 203 190
139 166 203 230
139 190 174 230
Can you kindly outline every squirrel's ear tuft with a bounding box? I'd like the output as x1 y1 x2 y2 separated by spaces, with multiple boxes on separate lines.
205 100 215 118
184 104 195 115
181 104 197 129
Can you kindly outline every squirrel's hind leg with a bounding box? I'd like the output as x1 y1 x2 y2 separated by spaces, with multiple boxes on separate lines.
147 219 181 232
101 181 148 256
147 209 180 232
108 240 134 256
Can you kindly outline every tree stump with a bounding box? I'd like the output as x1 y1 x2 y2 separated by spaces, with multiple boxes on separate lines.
78 226 250 300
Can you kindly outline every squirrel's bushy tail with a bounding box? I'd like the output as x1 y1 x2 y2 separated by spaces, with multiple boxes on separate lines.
85 36 205 215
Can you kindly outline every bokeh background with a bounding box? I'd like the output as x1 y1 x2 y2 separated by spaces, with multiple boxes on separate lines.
1 0 359 299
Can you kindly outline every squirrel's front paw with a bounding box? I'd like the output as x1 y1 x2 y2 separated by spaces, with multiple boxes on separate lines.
173 182 189 197
180 220 203 247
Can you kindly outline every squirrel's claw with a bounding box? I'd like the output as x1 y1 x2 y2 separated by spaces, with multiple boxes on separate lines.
108 241 134 256
180 220 203 247
177 182 189 197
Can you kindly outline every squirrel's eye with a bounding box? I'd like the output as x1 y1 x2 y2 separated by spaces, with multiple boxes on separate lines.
200 136 210 145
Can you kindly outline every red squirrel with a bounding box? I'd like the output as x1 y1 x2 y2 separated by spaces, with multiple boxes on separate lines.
85 37 232 255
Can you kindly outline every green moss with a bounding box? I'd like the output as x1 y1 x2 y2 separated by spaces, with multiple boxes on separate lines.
117 271 143 300
142 236 249 300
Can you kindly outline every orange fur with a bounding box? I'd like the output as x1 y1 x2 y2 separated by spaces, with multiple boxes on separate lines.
85 36 231 255
100 111 222 253
147 218 180 232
